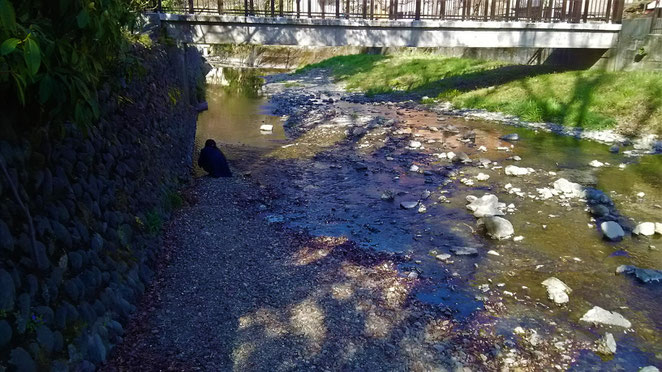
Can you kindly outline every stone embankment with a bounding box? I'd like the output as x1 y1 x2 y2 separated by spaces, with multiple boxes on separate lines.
0 45 203 370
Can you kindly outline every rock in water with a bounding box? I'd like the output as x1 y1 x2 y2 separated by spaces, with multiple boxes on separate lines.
400 201 419 210
482 216 514 240
466 194 504 218
553 178 585 198
505 165 533 176
380 191 394 201
640 367 660 372
409 140 422 149
450 247 479 256
435 253 452 261
260 124 274 131
541 277 572 305
600 221 625 241
616 265 662 283
500 133 520 141
656 222 662 235
609 145 620 154
596 333 617 355
589 160 604 168
580 306 631 328
633 222 656 236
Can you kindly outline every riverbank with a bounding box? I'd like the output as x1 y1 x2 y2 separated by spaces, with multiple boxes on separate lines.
300 53 662 136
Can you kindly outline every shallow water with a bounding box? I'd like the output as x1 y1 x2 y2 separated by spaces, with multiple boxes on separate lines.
196 67 662 369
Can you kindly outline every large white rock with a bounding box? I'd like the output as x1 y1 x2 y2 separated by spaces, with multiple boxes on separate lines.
580 306 631 328
505 165 533 176
466 194 504 218
633 222 656 236
640 367 660 372
600 221 625 241
260 124 274 131
553 178 585 198
656 223 662 235
482 216 514 240
541 277 572 305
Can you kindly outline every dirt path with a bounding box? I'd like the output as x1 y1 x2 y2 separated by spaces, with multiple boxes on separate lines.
103 174 494 371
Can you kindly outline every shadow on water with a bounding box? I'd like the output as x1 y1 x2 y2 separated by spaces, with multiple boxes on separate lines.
196 65 662 370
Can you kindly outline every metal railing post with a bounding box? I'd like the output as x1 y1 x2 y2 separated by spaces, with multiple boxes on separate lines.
157 0 162 12
188 0 194 13
363 0 368 17
582 0 590 22
415 0 422 19
308 0 312 17
346 0 350 18
336 0 341 17
245 0 249 15
218 0 223 13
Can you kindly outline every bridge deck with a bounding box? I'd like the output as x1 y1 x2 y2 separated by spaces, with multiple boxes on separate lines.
157 13 622 49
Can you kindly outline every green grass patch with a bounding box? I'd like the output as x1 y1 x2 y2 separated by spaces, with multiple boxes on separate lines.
300 53 662 134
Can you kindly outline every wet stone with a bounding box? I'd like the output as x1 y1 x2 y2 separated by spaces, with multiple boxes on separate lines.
596 332 617 355
482 216 514 240
541 277 572 305
580 306 631 328
450 247 479 256
601 221 625 241
633 222 656 236
0 269 15 311
400 201 419 210
500 133 520 141
616 265 662 283
9 347 36 372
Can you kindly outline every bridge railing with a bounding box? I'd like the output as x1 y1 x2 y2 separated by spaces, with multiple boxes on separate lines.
149 0 624 23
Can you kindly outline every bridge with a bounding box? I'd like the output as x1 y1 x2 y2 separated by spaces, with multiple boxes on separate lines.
147 0 627 49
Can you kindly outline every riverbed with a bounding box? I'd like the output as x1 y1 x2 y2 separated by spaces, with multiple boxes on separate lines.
196 66 662 370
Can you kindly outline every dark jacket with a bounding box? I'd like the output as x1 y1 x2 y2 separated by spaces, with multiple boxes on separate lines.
198 145 232 178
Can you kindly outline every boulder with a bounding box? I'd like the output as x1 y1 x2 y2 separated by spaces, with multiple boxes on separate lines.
9 347 36 372
640 367 660 372
580 306 631 328
541 277 572 305
0 269 15 311
482 216 514 240
409 140 422 149
466 194 504 218
0 320 12 347
589 160 604 168
600 221 625 241
633 222 656 236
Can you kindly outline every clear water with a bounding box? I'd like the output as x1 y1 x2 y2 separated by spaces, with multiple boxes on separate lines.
196 67 662 369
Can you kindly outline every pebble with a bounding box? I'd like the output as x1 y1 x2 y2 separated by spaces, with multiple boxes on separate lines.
260 124 274 131
505 165 533 176
409 140 422 149
435 253 452 261
475 173 490 181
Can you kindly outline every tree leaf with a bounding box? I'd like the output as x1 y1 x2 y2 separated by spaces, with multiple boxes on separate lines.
0 37 19 55
0 0 16 31
11 72 25 105
77 9 90 28
23 38 41 75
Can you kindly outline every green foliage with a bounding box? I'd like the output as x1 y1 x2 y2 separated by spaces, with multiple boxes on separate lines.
302 53 662 133
167 86 181 106
164 190 183 211
0 0 147 129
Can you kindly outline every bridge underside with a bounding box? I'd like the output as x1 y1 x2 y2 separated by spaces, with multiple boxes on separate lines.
158 14 621 49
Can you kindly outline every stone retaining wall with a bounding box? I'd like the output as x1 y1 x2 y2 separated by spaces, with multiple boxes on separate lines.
0 44 203 371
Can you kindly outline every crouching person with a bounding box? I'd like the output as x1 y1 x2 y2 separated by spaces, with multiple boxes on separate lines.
198 139 232 178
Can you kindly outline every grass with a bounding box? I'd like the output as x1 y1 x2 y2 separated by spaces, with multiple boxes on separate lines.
299 53 662 134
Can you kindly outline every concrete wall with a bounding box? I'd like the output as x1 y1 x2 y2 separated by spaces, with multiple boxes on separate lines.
158 13 622 49
600 17 662 70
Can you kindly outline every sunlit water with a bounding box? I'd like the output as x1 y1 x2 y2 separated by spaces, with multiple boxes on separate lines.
196 67 662 369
